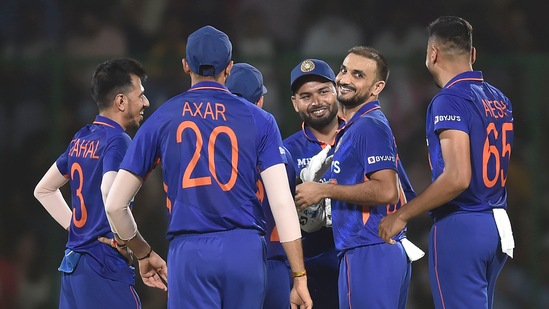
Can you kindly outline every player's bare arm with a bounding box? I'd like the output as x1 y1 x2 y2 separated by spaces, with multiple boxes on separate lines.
379 129 471 243
295 168 399 210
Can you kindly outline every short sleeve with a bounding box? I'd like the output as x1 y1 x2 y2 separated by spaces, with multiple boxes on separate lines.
256 114 286 172
355 117 397 176
103 134 132 174
431 94 469 134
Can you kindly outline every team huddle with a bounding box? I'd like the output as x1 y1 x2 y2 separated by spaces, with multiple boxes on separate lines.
34 15 514 309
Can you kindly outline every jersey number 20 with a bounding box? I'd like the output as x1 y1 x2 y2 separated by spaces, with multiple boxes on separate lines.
177 121 239 191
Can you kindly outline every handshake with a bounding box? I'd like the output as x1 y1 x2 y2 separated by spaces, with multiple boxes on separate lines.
298 146 333 233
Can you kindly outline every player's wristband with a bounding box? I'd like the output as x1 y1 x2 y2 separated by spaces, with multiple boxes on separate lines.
291 270 307 278
136 247 153 261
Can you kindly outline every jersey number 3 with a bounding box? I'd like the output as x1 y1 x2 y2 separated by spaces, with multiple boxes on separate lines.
71 162 88 227
482 122 512 188
177 121 239 191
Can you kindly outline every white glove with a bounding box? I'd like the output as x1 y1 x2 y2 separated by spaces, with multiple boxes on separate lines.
300 145 332 182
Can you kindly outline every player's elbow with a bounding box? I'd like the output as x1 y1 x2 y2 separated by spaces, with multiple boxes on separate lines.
33 183 49 201
373 183 399 204
383 188 400 205
453 175 471 193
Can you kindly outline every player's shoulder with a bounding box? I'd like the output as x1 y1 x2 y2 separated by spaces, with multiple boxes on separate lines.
283 131 307 151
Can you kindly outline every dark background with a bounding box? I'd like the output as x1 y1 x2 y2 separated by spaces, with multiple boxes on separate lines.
1 0 547 308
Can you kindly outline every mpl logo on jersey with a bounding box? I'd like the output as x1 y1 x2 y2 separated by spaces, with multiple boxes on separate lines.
434 114 461 124
367 155 395 164
297 157 311 168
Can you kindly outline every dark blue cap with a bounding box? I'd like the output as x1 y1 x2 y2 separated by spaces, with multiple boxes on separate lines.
226 63 268 104
186 25 232 76
290 59 336 92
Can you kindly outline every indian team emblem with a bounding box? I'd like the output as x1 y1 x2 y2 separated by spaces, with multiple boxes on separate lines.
301 60 315 72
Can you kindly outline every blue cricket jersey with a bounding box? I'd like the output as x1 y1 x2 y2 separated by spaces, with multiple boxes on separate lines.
120 81 286 239
426 71 513 220
57 115 131 250
330 101 409 251
283 119 344 257
56 115 135 284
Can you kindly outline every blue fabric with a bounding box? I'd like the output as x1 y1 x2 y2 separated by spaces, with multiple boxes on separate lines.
59 254 140 309
338 243 411 309
185 26 232 76
429 211 507 309
263 259 291 309
58 249 82 273
226 63 267 104
167 229 266 309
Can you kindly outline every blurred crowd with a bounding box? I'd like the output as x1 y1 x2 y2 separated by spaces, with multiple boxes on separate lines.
1 0 547 308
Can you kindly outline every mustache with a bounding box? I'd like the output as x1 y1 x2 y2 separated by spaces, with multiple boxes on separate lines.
337 83 356 92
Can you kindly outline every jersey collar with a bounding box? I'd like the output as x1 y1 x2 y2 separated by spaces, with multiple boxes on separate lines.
344 100 381 127
93 115 123 130
301 116 345 147
444 71 483 89
187 81 232 93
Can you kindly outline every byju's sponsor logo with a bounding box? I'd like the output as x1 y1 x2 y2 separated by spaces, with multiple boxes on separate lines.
434 115 461 124
367 155 395 164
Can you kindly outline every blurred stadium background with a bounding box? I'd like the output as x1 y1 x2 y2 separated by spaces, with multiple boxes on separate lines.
0 0 547 308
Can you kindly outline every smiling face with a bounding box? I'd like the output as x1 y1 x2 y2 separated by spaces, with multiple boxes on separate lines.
123 74 149 129
336 53 385 108
291 76 338 131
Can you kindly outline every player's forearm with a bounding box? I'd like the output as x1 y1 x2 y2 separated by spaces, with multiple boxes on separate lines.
105 169 142 240
325 178 398 206
281 238 306 273
124 230 153 260
34 163 71 230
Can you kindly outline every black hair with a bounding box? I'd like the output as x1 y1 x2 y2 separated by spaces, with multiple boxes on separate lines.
427 16 473 55
347 46 390 83
91 58 147 111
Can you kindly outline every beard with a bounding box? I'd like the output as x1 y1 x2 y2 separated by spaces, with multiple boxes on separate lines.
337 91 370 108
299 104 338 132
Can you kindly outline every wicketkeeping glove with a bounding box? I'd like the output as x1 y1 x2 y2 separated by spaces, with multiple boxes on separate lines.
300 145 333 182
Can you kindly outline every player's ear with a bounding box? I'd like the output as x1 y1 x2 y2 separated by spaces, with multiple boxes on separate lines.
182 58 191 74
256 96 264 109
114 93 126 112
224 60 234 76
290 95 299 113
471 47 477 65
372 80 386 96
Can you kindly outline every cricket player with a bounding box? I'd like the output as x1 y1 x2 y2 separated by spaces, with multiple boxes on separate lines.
34 58 149 308
379 16 515 309
226 62 295 309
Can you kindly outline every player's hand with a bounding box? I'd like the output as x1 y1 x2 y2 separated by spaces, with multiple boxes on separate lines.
98 236 134 265
138 251 168 291
290 276 313 308
300 146 332 182
378 212 407 244
295 182 326 211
